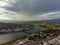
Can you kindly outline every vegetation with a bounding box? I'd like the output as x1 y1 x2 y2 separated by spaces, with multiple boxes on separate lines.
28 22 60 41
0 22 60 45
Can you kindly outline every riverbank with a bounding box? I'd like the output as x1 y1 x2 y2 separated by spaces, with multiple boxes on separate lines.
0 37 27 45
11 30 60 45
0 26 41 44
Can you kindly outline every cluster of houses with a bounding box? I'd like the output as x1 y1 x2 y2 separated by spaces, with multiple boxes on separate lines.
13 31 60 45
0 23 34 33
13 38 60 45
13 35 60 45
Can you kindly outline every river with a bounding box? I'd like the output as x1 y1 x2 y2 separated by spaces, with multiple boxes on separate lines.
0 26 41 44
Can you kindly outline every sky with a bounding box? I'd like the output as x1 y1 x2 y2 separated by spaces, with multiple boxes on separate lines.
0 0 60 22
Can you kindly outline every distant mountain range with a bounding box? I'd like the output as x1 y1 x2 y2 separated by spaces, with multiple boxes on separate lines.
41 19 60 23
29 19 60 23
0 18 60 23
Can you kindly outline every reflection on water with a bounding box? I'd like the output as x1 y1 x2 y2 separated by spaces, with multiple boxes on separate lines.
0 32 27 44
0 27 40 44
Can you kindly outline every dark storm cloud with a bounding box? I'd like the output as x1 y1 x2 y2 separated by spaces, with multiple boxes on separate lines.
5 0 60 15
0 0 60 22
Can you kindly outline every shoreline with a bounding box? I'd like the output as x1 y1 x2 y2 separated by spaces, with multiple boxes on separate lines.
0 26 41 44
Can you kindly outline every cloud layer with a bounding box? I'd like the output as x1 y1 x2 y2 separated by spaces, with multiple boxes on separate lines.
6 0 60 15
0 0 60 22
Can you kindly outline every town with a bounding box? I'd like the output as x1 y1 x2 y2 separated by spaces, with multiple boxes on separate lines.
0 22 34 34
1 22 60 45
